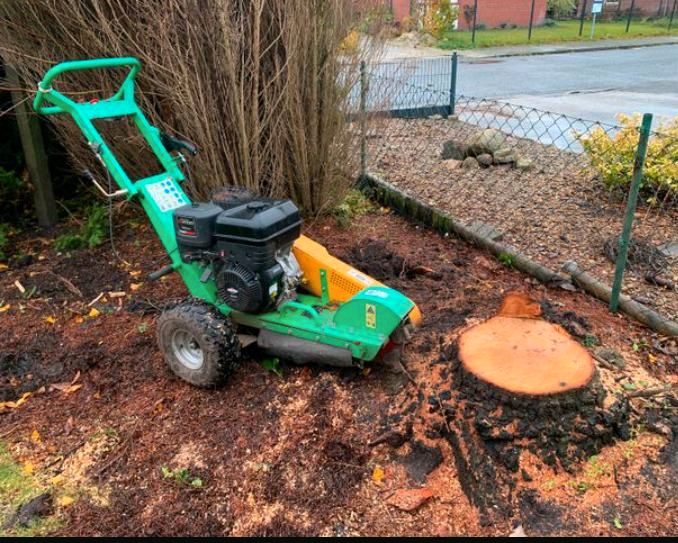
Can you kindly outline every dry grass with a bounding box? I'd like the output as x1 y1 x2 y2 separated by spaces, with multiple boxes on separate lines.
0 0 366 214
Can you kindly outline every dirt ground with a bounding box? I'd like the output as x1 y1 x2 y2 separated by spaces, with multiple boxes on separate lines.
0 208 676 536
366 116 678 322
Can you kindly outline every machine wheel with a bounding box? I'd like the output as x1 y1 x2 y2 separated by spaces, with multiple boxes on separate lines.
157 301 241 387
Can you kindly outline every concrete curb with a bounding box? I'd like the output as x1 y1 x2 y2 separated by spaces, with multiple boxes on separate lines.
457 38 678 59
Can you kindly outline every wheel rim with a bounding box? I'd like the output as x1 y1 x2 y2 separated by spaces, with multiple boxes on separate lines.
171 329 204 370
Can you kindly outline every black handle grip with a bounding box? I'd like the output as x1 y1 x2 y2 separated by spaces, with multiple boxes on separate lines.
160 132 198 156
148 264 175 281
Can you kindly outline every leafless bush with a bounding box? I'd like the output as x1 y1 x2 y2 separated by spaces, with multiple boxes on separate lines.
0 0 366 214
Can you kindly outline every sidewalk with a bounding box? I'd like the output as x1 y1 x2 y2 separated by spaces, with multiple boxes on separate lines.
379 35 678 61
460 35 678 58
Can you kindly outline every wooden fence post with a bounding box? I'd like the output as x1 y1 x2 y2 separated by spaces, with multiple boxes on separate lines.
6 65 57 228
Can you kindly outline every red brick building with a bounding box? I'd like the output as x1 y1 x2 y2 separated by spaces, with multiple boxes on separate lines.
578 0 676 17
382 0 549 30
456 0 548 30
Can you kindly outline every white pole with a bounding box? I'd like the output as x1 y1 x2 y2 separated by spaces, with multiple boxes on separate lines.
590 13 597 39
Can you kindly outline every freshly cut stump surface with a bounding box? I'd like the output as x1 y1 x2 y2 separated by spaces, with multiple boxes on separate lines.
458 316 595 396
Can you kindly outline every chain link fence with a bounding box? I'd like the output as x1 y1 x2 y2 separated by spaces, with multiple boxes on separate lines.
351 55 678 326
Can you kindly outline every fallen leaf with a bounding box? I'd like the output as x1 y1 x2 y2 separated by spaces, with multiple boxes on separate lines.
0 304 10 312
14 280 25 294
88 307 101 318
57 495 74 507
44 315 57 325
74 316 85 324
0 263 8 272
50 474 65 486
372 465 385 483
129 270 142 278
130 282 143 291
0 392 31 411
648 353 657 364
31 429 42 444
71 371 81 384
49 382 71 392
64 384 83 395
385 487 434 511
22 461 34 475
152 399 164 415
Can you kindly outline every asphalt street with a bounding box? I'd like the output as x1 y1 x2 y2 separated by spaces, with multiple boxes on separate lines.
456 44 678 124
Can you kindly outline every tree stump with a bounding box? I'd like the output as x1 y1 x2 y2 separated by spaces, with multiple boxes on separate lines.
432 292 630 475
458 316 596 397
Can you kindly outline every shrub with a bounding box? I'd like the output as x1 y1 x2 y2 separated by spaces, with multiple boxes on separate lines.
400 16 417 33
0 0 362 215
0 224 10 260
333 188 373 228
547 0 576 19
423 0 459 39
340 29 360 54
579 114 678 203
54 204 108 252
542 18 558 27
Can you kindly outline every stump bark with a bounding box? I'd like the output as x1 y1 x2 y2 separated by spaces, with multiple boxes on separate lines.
435 292 630 474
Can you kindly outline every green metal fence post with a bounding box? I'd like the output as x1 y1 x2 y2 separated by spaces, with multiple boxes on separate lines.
579 0 588 37
359 60 368 180
448 52 458 117
609 113 653 313
626 0 636 32
669 0 677 31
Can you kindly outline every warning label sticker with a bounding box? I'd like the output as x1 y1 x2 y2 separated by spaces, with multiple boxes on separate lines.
146 178 188 212
365 303 377 329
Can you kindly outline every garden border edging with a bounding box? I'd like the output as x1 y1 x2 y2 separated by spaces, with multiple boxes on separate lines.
358 172 678 337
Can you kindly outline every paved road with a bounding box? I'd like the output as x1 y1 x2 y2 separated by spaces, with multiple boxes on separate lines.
365 43 678 124
457 44 678 124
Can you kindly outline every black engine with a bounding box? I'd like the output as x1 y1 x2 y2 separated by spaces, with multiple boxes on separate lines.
173 189 302 313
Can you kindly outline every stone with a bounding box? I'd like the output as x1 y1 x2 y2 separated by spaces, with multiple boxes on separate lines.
441 158 462 171
493 147 517 164
658 241 678 259
477 153 493 167
468 221 503 241
441 140 468 160
594 348 626 369
515 157 533 170
428 114 443 120
468 128 507 156
462 156 479 169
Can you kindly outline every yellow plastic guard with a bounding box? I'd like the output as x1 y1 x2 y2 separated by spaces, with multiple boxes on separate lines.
293 235 422 326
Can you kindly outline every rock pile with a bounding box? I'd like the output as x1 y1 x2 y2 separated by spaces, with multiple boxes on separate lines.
441 128 533 171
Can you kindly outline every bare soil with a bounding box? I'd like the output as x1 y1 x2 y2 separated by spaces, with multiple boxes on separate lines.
366 116 678 322
0 209 676 536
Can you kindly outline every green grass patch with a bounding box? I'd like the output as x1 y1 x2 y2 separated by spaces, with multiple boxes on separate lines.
438 19 678 49
333 188 374 228
0 442 62 536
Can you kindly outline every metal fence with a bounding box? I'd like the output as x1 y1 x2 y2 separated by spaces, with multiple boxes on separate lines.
352 55 678 326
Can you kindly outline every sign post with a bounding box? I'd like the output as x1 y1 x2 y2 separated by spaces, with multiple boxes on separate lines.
591 0 603 39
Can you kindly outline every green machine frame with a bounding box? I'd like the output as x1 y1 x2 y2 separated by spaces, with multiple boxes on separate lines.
34 57 415 363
